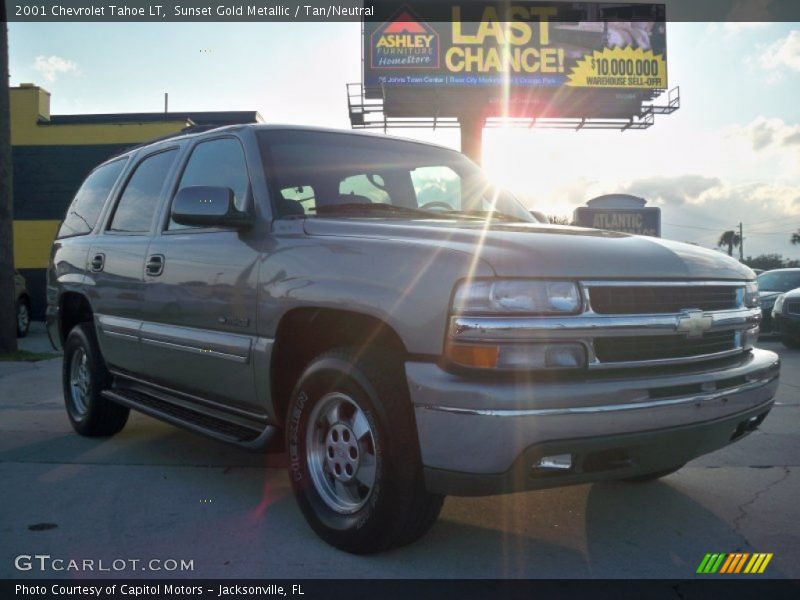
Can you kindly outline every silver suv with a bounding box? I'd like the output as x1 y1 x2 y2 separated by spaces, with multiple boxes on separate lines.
47 125 779 553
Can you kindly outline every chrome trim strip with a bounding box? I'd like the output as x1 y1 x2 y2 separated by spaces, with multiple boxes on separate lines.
421 375 778 418
449 308 761 341
139 321 252 363
586 346 745 370
580 280 748 287
96 314 142 340
103 330 139 341
140 337 249 363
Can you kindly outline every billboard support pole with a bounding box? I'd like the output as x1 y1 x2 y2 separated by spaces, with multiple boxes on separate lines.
459 112 485 165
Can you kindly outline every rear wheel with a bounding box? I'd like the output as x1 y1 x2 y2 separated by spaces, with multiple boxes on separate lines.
62 323 129 437
286 348 443 553
622 463 685 483
16 298 30 338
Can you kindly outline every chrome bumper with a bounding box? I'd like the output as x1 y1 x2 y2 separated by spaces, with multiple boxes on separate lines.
407 348 779 494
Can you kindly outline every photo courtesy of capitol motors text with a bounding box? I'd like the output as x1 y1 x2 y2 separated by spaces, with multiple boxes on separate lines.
14 584 305 597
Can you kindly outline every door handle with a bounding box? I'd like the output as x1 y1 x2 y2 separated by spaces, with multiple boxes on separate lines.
145 254 165 276
90 253 105 272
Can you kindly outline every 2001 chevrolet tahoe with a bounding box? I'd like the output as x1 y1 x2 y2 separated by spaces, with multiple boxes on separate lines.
47 125 780 553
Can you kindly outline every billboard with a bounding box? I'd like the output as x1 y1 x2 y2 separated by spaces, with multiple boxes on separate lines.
574 206 661 237
364 2 667 105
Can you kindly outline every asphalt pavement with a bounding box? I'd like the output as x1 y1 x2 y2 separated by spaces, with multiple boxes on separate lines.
1 324 798 579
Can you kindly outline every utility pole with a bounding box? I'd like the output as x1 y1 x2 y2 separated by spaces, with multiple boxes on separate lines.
0 7 18 353
739 222 744 262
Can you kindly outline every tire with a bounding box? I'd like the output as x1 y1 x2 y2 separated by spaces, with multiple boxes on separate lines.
622 463 685 483
16 298 30 338
62 323 130 437
781 335 800 350
286 347 444 554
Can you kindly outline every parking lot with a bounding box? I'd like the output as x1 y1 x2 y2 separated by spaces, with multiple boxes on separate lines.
1 324 798 579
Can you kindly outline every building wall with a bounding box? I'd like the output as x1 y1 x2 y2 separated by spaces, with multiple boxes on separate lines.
10 84 189 318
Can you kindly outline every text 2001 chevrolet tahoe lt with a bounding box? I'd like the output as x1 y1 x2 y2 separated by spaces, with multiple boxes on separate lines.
47 125 779 553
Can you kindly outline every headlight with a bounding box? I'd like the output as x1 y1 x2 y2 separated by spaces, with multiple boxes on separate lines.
744 281 759 308
773 294 785 315
453 279 581 315
446 279 586 370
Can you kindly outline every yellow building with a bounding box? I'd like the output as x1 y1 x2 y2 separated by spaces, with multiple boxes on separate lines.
10 83 261 317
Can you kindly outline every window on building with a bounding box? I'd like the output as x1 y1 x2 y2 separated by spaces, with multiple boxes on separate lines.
57 158 127 238
108 149 177 233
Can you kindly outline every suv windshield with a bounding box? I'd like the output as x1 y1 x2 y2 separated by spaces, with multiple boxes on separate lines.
757 270 800 292
258 129 535 223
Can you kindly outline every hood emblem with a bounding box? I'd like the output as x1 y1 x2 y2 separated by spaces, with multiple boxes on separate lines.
676 310 713 339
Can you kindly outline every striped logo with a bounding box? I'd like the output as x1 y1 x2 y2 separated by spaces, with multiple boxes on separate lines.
696 553 773 574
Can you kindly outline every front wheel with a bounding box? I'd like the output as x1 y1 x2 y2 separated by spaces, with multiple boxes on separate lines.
781 334 800 350
286 348 443 553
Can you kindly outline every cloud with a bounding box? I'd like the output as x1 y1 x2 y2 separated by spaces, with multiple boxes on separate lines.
720 22 769 37
619 175 722 206
726 116 800 152
33 55 79 83
758 30 800 80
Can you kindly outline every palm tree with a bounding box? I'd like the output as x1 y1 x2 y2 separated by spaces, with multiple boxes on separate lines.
791 230 800 245
717 230 741 257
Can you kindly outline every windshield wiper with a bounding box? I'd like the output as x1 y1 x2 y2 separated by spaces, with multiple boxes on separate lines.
316 203 437 219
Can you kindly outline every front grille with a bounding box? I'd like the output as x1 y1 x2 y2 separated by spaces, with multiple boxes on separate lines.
787 300 800 315
588 285 740 314
594 331 738 363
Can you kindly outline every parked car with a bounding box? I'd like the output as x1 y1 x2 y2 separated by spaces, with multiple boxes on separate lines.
772 288 800 349
47 125 779 553
14 270 31 338
756 268 800 332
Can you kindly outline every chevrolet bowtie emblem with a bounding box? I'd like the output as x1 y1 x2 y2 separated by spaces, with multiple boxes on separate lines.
676 310 713 338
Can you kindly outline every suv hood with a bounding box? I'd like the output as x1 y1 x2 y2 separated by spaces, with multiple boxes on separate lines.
303 219 753 280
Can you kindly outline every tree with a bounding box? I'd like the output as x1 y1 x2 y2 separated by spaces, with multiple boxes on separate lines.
0 7 17 353
717 230 741 257
547 214 572 225
744 254 789 271
791 230 800 245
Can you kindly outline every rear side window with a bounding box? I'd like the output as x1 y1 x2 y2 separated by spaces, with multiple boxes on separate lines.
57 159 126 238
109 149 178 233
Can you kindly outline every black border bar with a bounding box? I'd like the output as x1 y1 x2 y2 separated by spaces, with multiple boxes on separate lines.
4 0 800 23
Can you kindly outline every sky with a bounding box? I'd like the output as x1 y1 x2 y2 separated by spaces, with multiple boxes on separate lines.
7 20 800 259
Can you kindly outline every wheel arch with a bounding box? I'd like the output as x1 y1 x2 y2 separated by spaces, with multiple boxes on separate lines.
269 307 408 426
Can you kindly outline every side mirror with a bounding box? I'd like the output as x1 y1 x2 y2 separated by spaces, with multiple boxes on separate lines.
171 186 253 228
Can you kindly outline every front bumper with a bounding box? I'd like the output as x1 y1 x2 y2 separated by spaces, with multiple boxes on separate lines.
407 348 780 496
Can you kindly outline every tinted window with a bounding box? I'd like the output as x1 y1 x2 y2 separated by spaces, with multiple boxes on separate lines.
339 174 390 204
57 159 126 238
410 166 461 210
168 138 250 229
757 271 800 292
109 150 177 233
279 185 316 216
259 130 535 222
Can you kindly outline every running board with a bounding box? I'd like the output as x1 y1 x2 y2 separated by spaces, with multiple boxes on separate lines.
102 388 277 450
